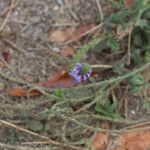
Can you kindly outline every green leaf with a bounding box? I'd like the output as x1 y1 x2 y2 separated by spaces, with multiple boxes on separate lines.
109 0 121 9
54 88 64 98
133 33 143 47
110 13 122 24
131 0 145 11
137 19 149 29
27 120 43 132
112 62 124 75
131 49 143 65
141 8 150 19
128 74 146 87
8 129 19 144
92 39 108 53
107 37 120 52
144 49 150 63
129 86 142 94
108 100 118 113
95 104 121 119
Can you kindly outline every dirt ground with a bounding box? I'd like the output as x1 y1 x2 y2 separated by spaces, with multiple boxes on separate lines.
0 0 150 150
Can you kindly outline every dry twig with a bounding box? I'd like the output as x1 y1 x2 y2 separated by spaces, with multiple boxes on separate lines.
127 30 132 65
95 0 104 21
0 0 14 32
0 119 83 150
91 64 112 69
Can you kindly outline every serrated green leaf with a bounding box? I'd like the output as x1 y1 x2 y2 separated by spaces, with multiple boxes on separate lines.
141 8 150 19
131 49 143 65
108 100 118 113
129 86 142 94
92 39 107 53
112 62 124 75
133 34 143 47
27 120 43 132
107 37 120 52
128 74 146 86
110 13 122 24
137 19 149 29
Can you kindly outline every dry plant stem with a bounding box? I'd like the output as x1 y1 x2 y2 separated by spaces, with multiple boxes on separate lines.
0 0 14 32
0 58 19 78
91 64 112 69
51 22 79 27
55 112 150 134
88 114 137 124
65 23 103 45
0 143 33 150
127 31 132 65
64 0 79 21
95 0 104 21
0 143 62 150
124 86 129 119
111 88 116 103
122 120 150 130
116 26 133 40
0 120 83 150
4 39 26 55
20 141 84 150
0 119 48 140
0 7 9 17
74 63 150 90
124 98 128 118
74 98 98 114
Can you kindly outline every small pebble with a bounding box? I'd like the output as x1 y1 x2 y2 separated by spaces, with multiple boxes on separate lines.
53 5 59 11
131 110 136 115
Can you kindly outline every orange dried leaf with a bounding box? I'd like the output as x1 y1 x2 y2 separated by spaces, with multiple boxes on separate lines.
92 132 111 150
8 86 26 97
27 89 41 96
125 0 134 8
48 28 75 43
48 24 96 43
113 130 150 150
8 86 41 97
67 24 96 42
40 70 76 88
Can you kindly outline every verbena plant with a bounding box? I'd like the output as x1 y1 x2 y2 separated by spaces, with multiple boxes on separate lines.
68 0 150 115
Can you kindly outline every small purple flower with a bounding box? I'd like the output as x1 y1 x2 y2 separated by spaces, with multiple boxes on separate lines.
70 63 92 83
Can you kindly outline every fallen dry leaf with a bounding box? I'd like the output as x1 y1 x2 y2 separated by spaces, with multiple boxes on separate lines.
2 51 12 63
113 130 150 150
9 71 76 97
48 24 96 43
48 28 75 43
8 86 41 97
8 69 97 97
92 132 111 150
40 70 76 88
67 24 95 42
125 0 134 8
92 122 111 150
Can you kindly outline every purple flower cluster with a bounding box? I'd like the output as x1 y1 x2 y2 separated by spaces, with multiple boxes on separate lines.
70 63 92 83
